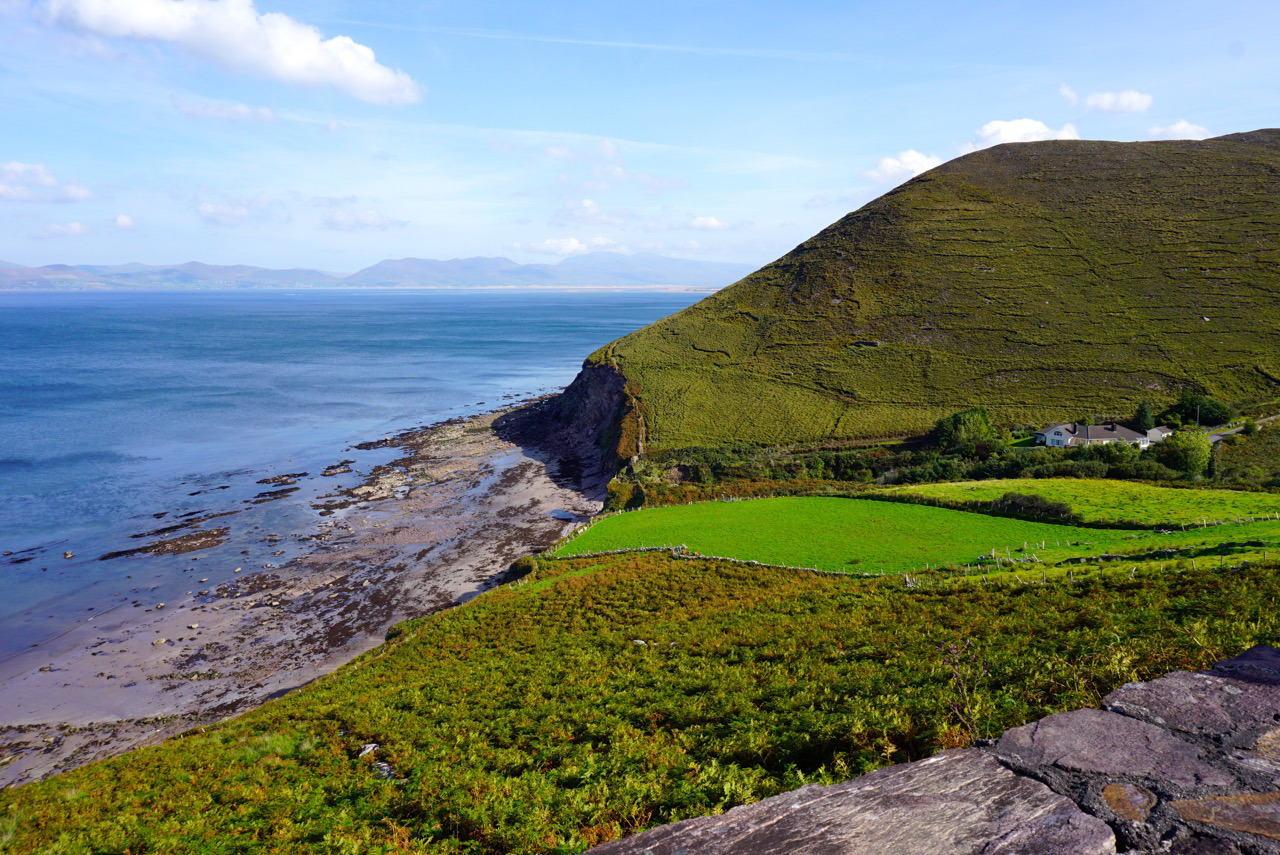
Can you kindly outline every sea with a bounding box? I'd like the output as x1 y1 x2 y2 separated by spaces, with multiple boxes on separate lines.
0 289 704 663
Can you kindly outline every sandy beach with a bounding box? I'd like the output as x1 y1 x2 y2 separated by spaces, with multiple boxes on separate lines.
0 400 603 787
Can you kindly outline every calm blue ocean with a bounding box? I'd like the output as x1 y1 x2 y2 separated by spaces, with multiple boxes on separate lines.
0 289 702 660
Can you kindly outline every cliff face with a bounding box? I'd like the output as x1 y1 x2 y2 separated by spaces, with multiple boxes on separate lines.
555 362 645 467
561 130 1280 454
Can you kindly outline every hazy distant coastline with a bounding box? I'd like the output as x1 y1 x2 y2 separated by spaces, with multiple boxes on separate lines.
0 251 754 291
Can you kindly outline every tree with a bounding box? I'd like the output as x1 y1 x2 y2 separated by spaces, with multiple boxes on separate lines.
931 407 997 456
1169 390 1236 427
1152 430 1212 477
1133 400 1155 433
1242 419 1259 437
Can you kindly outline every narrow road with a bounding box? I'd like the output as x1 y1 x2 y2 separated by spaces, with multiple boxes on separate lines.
1207 413 1279 443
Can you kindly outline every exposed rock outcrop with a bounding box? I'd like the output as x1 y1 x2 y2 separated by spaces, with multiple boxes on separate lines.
588 750 1114 855
588 646 1280 854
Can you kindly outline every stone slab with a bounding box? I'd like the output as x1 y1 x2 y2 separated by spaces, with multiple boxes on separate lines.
1173 790 1280 841
586 749 1114 855
1105 670 1280 737
995 708 1234 789
1103 782 1157 822
1210 645 1280 687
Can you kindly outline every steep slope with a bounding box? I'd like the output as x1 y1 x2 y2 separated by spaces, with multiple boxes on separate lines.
575 130 1280 453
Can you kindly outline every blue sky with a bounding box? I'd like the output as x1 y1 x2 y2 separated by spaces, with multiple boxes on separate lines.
2 0 1278 271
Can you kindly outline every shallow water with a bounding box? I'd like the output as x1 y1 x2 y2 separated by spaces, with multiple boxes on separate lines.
0 289 703 661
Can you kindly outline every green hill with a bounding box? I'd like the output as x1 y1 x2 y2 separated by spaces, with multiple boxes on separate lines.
569 130 1280 455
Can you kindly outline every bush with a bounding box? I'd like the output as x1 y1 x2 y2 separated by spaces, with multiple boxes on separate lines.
931 407 998 456
989 492 1082 523
1166 391 1236 427
1151 431 1212 477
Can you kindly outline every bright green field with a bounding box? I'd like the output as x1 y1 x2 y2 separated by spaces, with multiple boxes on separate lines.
877 479 1280 526
554 497 1123 573
554 496 1280 574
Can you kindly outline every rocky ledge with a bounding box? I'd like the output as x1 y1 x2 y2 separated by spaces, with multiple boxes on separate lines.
588 645 1280 854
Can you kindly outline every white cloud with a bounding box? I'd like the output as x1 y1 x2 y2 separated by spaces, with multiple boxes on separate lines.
197 201 250 225
31 220 89 238
688 215 727 231
0 161 94 201
511 236 619 256
551 197 632 227
2 162 58 188
174 97 275 121
112 213 136 229
1083 89 1153 113
866 149 943 182
517 237 592 256
1059 84 1078 105
1148 119 1210 140
967 119 1079 150
61 182 96 200
44 0 421 104
322 209 406 230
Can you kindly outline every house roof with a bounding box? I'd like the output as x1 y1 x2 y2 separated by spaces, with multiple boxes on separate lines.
1035 422 1146 442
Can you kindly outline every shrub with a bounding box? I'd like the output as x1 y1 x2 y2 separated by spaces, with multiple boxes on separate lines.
1151 431 1212 477
931 407 998 456
988 492 1082 523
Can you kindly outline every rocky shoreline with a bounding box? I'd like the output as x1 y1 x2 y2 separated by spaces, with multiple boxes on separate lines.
0 399 606 788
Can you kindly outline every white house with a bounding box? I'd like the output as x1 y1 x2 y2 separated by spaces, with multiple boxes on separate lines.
1035 422 1173 449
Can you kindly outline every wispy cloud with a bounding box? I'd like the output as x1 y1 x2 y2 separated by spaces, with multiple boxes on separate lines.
112 212 136 229
325 19 871 63
322 209 407 230
45 0 421 104
31 220 88 238
512 236 617 256
174 97 275 122
197 202 251 226
1084 90 1153 112
1060 85 1153 112
1 161 94 201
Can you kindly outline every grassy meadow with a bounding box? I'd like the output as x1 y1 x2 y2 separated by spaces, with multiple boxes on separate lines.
553 495 1280 575
876 478 1280 526
4 551 1280 854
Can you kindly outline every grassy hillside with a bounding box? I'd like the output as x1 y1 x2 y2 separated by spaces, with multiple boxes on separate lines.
584 130 1280 451
5 552 1280 853
876 478 1280 526
1216 423 1280 486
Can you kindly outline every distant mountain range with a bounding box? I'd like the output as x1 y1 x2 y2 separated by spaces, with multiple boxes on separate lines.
0 253 754 290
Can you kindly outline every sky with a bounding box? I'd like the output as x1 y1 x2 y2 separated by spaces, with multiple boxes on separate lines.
1 0 1278 272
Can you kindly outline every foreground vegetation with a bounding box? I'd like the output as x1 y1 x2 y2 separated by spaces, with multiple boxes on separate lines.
4 551 1280 853
581 131 1280 449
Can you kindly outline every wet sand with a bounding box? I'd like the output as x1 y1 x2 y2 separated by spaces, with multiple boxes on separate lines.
0 402 603 787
